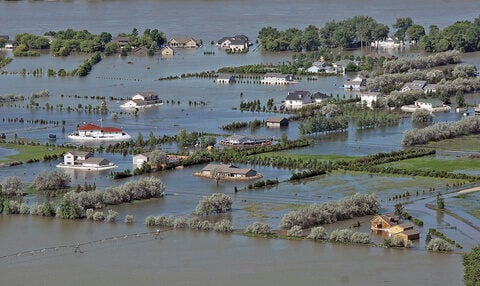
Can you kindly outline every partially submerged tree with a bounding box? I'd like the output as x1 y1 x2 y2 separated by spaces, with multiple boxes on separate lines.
1 176 23 197
194 193 233 216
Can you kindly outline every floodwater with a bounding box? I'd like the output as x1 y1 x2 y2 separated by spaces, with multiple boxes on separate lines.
0 216 464 286
1 0 479 284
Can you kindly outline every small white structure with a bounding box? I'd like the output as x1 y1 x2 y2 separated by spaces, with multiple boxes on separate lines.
57 151 117 170
361 92 385 108
216 74 236 84
371 35 401 48
343 75 366 90
261 73 295 85
120 92 163 108
132 153 150 169
168 37 198 48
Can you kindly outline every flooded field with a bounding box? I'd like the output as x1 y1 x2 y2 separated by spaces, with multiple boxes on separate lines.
1 0 479 285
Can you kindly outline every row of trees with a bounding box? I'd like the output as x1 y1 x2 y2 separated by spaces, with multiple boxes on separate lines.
382 50 461 74
402 116 480 146
54 177 165 219
280 193 379 229
298 115 348 135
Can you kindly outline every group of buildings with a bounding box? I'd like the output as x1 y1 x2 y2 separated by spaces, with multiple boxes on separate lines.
370 213 420 242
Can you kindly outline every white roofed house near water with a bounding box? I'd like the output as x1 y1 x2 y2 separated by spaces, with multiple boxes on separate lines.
68 120 131 141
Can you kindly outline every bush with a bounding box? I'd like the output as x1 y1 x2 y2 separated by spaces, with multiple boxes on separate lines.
330 229 354 243
155 215 174 227
350 232 370 244
199 220 212 231
1 176 23 197
145 215 156 226
194 193 233 216
330 228 370 244
31 170 71 191
124 215 134 224
307 226 328 240
173 217 188 229
19 203 30 214
93 211 105 221
245 222 272 234
427 238 453 252
86 208 94 220
214 219 233 232
106 209 119 223
287 225 304 237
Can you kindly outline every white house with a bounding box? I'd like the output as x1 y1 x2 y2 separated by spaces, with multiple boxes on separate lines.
261 73 295 85
284 90 312 110
344 75 367 90
57 151 116 170
216 74 236 84
120 92 163 108
216 35 250 51
361 92 385 108
414 98 446 110
307 61 327 73
168 37 199 48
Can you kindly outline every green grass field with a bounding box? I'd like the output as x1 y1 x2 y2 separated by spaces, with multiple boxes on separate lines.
426 134 480 152
0 143 70 163
380 155 480 174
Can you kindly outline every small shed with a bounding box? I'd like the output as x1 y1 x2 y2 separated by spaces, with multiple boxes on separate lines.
266 117 289 128
393 229 420 241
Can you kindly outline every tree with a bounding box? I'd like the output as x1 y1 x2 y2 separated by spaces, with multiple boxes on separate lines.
394 203 404 217
412 109 433 123
455 90 465 108
393 17 413 43
406 24 425 43
463 246 480 286
436 193 445 209
149 150 167 169
303 25 320 51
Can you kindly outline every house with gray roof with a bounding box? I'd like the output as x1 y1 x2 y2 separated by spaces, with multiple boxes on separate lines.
57 151 116 170
195 163 261 180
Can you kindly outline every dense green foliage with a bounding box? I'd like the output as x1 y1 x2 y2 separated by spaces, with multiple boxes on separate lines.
462 246 480 286
31 170 71 191
258 25 320 52
320 16 389 49
245 221 272 234
420 18 480 52
0 54 13 68
329 228 370 244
